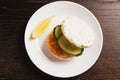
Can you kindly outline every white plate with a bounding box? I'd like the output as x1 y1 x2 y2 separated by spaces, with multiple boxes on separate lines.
24 1 103 78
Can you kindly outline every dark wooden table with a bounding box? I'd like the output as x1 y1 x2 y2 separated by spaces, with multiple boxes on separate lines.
0 0 120 80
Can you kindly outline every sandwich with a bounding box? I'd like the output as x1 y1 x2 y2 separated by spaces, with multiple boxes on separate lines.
47 16 95 60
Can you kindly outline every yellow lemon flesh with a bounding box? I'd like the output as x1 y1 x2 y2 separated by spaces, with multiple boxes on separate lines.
30 15 55 39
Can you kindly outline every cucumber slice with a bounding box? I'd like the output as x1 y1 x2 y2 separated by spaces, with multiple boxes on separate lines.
53 25 63 39
58 35 84 56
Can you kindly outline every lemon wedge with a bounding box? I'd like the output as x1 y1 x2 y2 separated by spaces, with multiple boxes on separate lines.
30 15 55 39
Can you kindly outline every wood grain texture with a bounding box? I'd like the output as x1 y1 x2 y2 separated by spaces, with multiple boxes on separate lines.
0 0 120 80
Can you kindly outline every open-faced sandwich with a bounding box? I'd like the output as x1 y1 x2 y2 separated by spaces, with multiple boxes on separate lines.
47 16 95 60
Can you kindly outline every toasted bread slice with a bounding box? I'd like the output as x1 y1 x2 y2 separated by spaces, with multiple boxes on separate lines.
47 33 72 60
